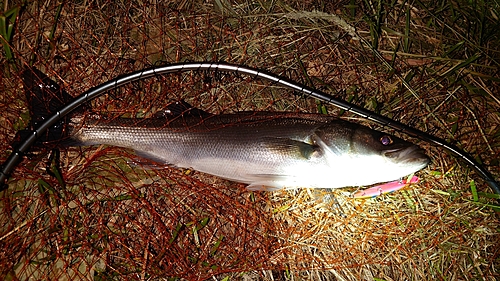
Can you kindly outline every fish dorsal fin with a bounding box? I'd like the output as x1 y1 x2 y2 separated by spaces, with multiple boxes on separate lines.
263 137 319 160
155 100 212 119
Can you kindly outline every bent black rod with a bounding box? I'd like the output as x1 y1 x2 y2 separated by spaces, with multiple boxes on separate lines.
1 62 498 195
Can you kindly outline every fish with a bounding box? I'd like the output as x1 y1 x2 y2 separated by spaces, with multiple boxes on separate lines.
20 68 430 191
67 102 430 190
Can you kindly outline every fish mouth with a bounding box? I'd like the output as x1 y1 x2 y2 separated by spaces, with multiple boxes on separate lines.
383 145 430 167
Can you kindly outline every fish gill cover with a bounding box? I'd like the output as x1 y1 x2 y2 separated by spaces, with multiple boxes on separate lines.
0 1 499 280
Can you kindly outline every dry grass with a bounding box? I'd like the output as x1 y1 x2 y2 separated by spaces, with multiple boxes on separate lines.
0 0 499 280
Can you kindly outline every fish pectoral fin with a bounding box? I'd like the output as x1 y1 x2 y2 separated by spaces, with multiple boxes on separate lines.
262 137 319 159
312 134 343 156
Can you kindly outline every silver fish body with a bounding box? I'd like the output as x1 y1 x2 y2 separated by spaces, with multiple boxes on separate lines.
68 111 429 190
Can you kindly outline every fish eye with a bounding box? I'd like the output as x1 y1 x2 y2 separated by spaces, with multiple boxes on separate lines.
380 135 393 146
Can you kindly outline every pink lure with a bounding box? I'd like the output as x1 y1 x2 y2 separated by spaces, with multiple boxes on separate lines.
352 176 419 199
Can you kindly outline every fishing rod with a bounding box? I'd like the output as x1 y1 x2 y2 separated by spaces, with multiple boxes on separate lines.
1 62 499 196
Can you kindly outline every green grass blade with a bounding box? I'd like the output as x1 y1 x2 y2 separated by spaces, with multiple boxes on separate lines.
404 5 410 52
440 53 482 77
0 5 20 72
470 180 479 202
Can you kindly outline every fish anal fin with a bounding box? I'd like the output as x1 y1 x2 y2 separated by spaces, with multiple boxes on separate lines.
246 183 283 191
245 174 294 191
133 149 169 165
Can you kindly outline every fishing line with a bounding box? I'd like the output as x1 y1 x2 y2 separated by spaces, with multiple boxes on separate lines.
1 62 499 196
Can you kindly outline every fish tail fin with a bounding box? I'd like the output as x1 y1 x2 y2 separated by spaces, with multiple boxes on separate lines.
14 67 78 148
